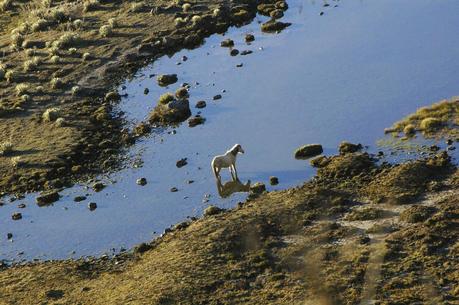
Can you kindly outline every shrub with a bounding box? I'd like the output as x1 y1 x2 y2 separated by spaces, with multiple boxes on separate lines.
0 0 12 12
23 57 41 72
191 15 201 24
50 9 68 23
82 52 91 61
99 25 112 37
71 85 80 95
50 77 64 89
108 18 117 28
48 46 59 56
403 124 416 136
31 19 49 32
5 70 17 83
55 117 66 127
20 94 31 102
159 93 174 104
15 83 30 96
53 32 81 49
0 141 14 156
35 86 44 93
73 19 83 30
420 117 442 131
83 0 99 12
130 2 144 12
42 107 60 121
11 156 23 168
68 47 77 55
212 8 221 16
182 3 191 12
50 55 60 64
10 33 24 50
174 17 187 27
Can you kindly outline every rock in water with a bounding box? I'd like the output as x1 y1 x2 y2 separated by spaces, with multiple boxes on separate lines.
338 142 363 154
204 205 224 216
36 191 60 206
294 144 323 159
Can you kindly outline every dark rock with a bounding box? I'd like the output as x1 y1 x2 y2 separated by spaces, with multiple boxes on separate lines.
182 55 188 61
17 203 26 208
175 87 189 99
240 50 252 55
195 100 206 108
309 155 330 168
338 142 363 154
236 63 243 67
213 94 222 100
220 39 234 47
176 158 188 168
172 221 190 231
157 74 178 86
134 122 152 136
88 202 97 211
269 176 279 185
294 144 323 159
74 196 86 202
170 187 178 192
134 242 151 253
104 91 121 102
12 212 22 220
92 182 106 192
261 20 291 33
245 34 255 42
204 205 224 216
36 191 60 206
320 11 324 16
136 178 147 186
250 182 266 194
270 9 284 19
188 115 205 127
7 233 12 239
144 88 149 95
230 49 239 56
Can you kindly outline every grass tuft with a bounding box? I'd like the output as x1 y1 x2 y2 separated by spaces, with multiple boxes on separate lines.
99 25 113 37
0 141 14 156
15 83 30 96
50 77 65 89
42 107 60 122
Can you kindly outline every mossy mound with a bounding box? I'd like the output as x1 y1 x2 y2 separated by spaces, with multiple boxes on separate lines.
343 207 386 221
364 152 452 204
261 20 291 33
149 97 191 125
388 98 459 138
400 205 437 223
317 153 375 180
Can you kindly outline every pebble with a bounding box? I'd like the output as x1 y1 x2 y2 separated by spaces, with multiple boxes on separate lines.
11 212 22 220
230 49 239 56
170 187 178 192
7 233 12 240
213 94 222 100
195 100 206 108
88 202 97 211
269 176 279 185
176 158 188 168
136 178 147 186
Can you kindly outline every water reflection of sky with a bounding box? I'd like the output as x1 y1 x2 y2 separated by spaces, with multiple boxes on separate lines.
1 0 459 262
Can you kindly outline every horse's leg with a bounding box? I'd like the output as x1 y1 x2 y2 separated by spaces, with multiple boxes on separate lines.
229 166 236 181
232 164 239 180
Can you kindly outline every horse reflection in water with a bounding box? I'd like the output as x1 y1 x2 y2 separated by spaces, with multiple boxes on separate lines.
211 144 251 198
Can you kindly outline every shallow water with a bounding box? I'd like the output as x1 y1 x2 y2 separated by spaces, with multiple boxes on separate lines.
2 0 459 262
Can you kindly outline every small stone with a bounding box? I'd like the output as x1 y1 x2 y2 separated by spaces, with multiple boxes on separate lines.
7 233 12 239
213 94 222 100
12 212 22 220
195 100 206 108
236 63 243 67
320 11 324 16
220 39 234 47
144 88 149 95
245 34 255 42
250 182 266 194
36 191 60 206
157 74 178 86
240 50 253 56
187 180 194 184
71 165 83 173
92 182 106 192
74 196 86 202
446 139 453 145
136 178 147 186
182 55 188 61
170 187 178 192
176 158 188 168
230 49 239 56
88 202 97 211
17 203 26 208
294 144 323 159
204 205 224 216
175 87 189 99
338 141 362 154
188 115 205 127
269 176 279 185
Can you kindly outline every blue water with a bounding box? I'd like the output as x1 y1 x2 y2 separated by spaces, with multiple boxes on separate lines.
1 0 459 262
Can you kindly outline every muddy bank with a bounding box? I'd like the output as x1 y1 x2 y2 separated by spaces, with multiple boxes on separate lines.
0 0 288 196
0 107 458 304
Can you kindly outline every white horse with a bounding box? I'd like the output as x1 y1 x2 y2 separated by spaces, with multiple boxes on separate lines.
211 144 245 181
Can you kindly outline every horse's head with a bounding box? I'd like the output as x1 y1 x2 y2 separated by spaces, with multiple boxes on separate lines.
234 144 244 154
